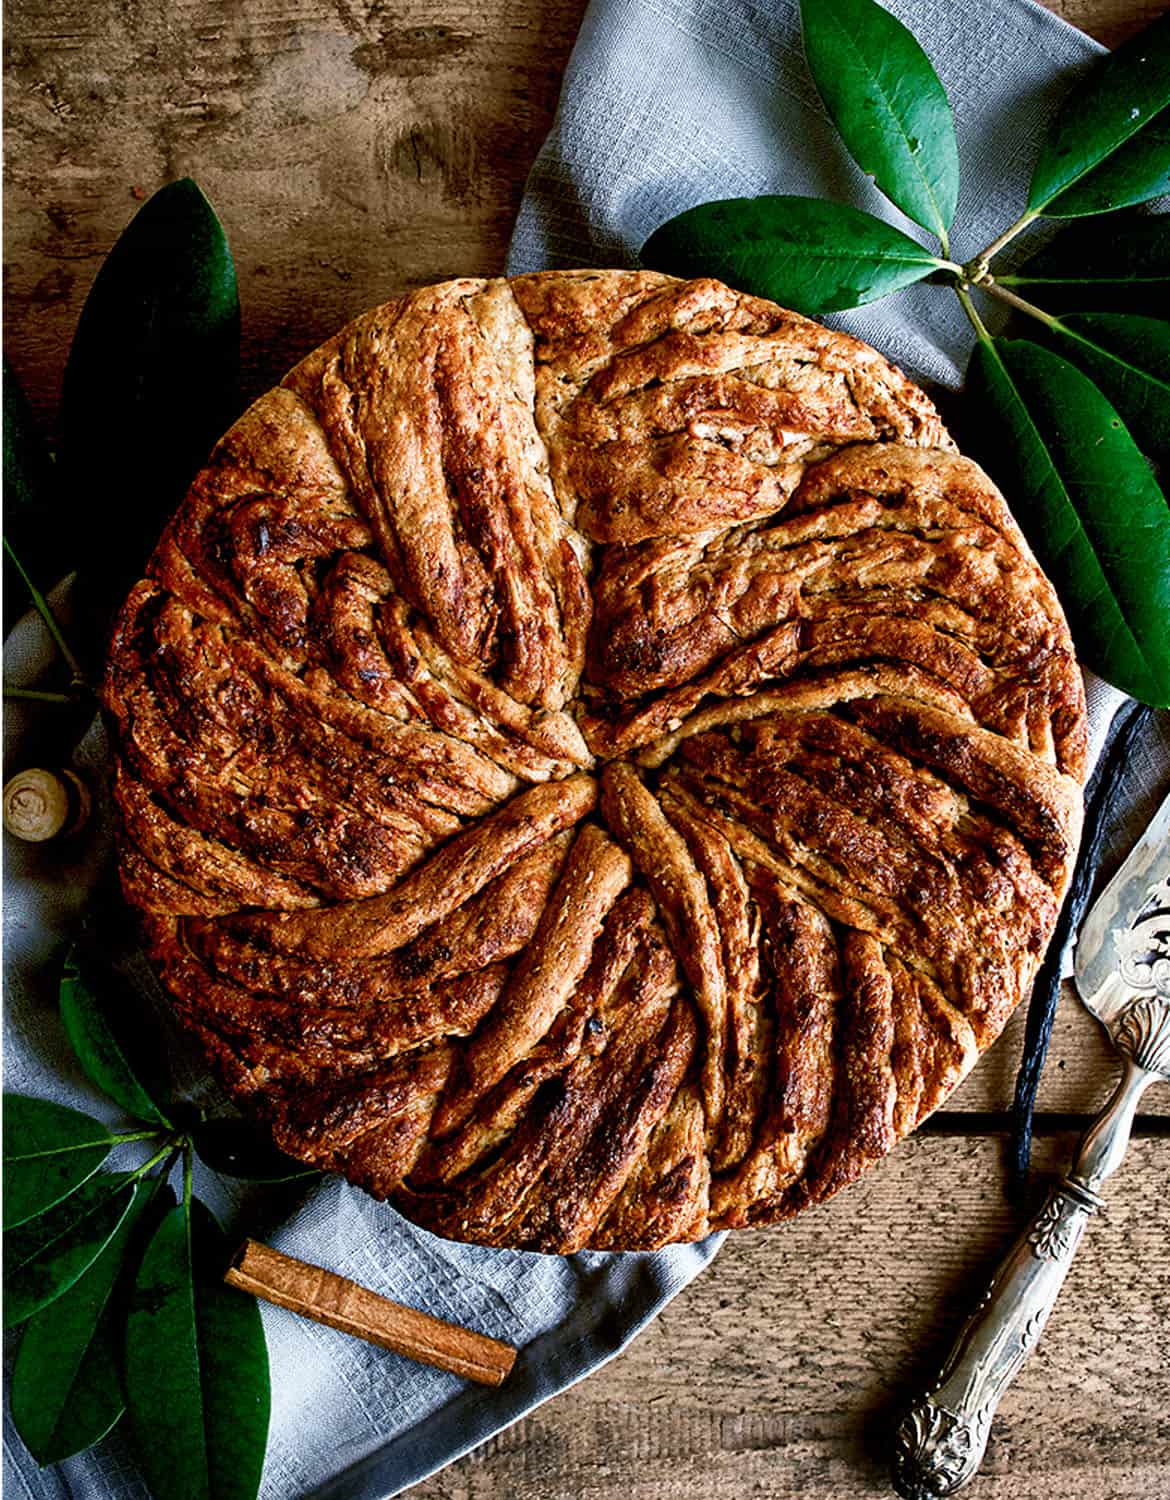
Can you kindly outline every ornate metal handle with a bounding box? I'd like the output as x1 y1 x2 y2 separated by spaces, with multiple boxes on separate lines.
891 995 1170 1500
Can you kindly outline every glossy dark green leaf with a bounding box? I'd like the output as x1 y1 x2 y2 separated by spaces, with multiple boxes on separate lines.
191 1199 271 1500
1040 312 1170 475
10 1175 161 1464
966 337 1170 706
3 1094 115 1230
60 948 171 1127
1043 109 1170 218
800 0 958 240
126 1197 270 1500
4 1172 136 1327
59 178 240 616
125 1201 208 1500
191 1118 319 1183
2 365 60 631
1002 214 1170 312
1028 15 1170 217
16 1312 122 1464
641 196 946 315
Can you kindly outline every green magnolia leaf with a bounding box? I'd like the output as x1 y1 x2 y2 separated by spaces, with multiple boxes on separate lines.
18 1311 123 1464
966 337 1170 707
3 1094 115 1230
2 365 60 632
1002 214 1170 312
1028 15 1170 217
10 1175 163 1465
1040 312 1170 476
1044 110 1170 218
4 1172 136 1327
641 196 946 315
191 1119 319 1183
59 177 240 616
190 1200 270 1500
125 1201 209 1500
126 1197 270 1500
60 948 171 1127
800 0 958 241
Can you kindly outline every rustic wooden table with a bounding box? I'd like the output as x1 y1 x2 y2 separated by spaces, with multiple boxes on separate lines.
4 0 1169 1496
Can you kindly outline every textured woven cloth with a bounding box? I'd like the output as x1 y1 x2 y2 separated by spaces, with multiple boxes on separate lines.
5 2 1165 1499
508 0 1105 388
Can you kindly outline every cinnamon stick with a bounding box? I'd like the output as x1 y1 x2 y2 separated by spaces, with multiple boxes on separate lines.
224 1239 517 1386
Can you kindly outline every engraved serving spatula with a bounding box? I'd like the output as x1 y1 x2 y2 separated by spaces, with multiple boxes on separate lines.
891 792 1170 1499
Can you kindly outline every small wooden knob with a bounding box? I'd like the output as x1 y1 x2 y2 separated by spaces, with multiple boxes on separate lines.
3 768 91 842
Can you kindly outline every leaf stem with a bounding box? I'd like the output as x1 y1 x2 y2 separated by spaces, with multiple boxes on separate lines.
3 686 76 704
114 1129 167 1145
2 539 87 687
976 279 1059 328
132 1142 177 1181
970 210 1040 271
182 1140 194 1209
955 284 993 344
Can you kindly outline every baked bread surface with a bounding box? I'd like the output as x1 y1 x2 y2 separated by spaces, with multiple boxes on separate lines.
104 271 1087 1250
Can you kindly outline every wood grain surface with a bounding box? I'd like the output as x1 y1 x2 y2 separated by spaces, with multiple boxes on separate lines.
411 1137 1170 1500
3 0 588 432
3 0 1168 1495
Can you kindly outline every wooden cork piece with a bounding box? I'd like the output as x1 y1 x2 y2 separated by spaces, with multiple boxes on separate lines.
3 767 91 842
225 1239 518 1386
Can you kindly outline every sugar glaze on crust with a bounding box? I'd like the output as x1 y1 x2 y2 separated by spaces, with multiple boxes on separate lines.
103 272 1086 1251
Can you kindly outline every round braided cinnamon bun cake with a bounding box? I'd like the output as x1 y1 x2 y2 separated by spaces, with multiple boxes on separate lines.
104 271 1087 1252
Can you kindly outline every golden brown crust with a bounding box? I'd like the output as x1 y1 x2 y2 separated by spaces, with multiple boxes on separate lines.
103 271 1086 1251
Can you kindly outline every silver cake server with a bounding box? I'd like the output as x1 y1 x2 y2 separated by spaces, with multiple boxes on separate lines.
891 791 1170 1500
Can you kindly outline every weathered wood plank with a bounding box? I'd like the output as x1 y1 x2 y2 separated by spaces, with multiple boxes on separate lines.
941 985 1170 1118
3 0 588 430
410 1134 1170 1499
1044 0 1165 45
